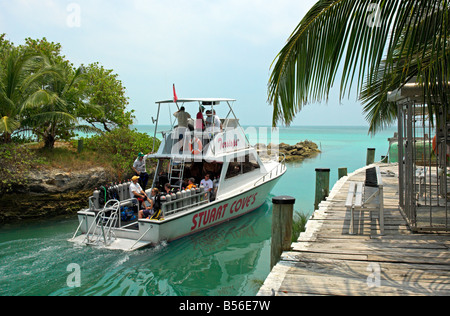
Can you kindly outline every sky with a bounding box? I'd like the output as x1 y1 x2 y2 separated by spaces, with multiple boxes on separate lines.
0 0 369 127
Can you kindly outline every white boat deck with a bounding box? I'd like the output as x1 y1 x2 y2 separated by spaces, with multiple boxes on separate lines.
70 235 152 252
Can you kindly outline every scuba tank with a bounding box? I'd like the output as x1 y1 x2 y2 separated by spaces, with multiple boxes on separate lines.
181 190 186 207
195 187 201 204
170 193 176 212
93 188 100 209
160 195 167 218
150 194 165 220
199 185 205 201
185 189 192 206
165 194 172 213
176 191 182 210
118 182 124 201
125 181 131 199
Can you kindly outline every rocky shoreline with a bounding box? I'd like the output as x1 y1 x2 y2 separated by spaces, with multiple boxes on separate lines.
0 167 117 224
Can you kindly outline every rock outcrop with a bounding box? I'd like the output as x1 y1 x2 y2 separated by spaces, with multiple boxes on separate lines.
20 167 114 194
0 167 117 224
255 140 321 162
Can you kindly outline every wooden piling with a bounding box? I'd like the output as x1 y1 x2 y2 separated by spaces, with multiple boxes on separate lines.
314 168 330 211
271 196 295 271
338 168 348 179
366 148 376 165
78 139 84 153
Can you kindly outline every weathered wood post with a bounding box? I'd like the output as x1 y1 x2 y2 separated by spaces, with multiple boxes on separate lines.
338 168 348 179
78 139 84 153
271 196 295 271
366 148 376 165
314 168 330 211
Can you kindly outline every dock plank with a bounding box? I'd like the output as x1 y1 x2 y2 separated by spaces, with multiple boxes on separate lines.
258 163 450 296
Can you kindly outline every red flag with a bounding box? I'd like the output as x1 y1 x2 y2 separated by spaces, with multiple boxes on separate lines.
173 84 178 103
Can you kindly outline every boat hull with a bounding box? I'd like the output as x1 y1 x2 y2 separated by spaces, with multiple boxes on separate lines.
72 174 282 250
140 175 281 244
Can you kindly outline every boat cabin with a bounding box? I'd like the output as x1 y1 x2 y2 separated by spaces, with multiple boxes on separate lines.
149 98 272 202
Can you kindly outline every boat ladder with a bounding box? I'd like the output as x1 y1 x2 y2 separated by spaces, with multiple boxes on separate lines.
83 200 120 247
169 157 186 191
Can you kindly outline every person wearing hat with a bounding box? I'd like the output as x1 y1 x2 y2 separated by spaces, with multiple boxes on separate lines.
130 175 152 210
132 152 151 190
205 110 222 134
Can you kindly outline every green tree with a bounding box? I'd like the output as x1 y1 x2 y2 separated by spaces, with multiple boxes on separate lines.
269 0 449 132
21 38 102 148
23 64 101 148
0 45 43 143
83 128 160 180
82 62 134 133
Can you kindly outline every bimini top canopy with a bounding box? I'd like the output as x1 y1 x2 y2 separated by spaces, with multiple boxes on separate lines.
156 98 236 105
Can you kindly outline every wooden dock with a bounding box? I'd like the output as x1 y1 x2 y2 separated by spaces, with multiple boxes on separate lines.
258 163 450 296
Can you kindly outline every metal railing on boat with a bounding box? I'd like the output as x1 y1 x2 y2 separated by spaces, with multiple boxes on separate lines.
71 198 138 245
161 188 210 218
254 153 286 187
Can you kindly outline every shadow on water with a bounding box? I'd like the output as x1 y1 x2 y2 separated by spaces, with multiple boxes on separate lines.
0 199 274 296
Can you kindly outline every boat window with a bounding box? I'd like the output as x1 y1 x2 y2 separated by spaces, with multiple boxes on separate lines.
225 153 260 180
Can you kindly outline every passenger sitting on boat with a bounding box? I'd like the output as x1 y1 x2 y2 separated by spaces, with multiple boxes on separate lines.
164 183 172 194
187 177 197 190
200 174 213 201
130 176 152 210
205 110 222 134
138 188 159 219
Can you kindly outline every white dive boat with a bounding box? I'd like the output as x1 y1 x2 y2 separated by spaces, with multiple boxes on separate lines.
70 98 286 251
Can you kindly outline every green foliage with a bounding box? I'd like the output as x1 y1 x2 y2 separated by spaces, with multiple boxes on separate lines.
0 45 43 141
292 211 308 242
82 128 160 180
0 144 44 196
0 34 135 147
82 62 134 132
269 1 450 132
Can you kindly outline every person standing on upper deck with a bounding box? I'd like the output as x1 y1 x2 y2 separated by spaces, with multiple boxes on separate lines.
173 107 191 152
174 107 191 130
132 152 151 190
196 106 205 132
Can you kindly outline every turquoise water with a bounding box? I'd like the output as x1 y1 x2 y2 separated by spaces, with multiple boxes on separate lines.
0 125 396 296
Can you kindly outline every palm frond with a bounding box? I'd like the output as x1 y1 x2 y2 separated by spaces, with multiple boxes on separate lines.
0 115 20 133
22 89 68 113
269 0 450 128
69 124 103 135
28 111 77 126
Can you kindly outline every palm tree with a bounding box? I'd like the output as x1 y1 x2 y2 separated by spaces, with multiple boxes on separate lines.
23 63 102 148
0 48 43 143
269 0 449 132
